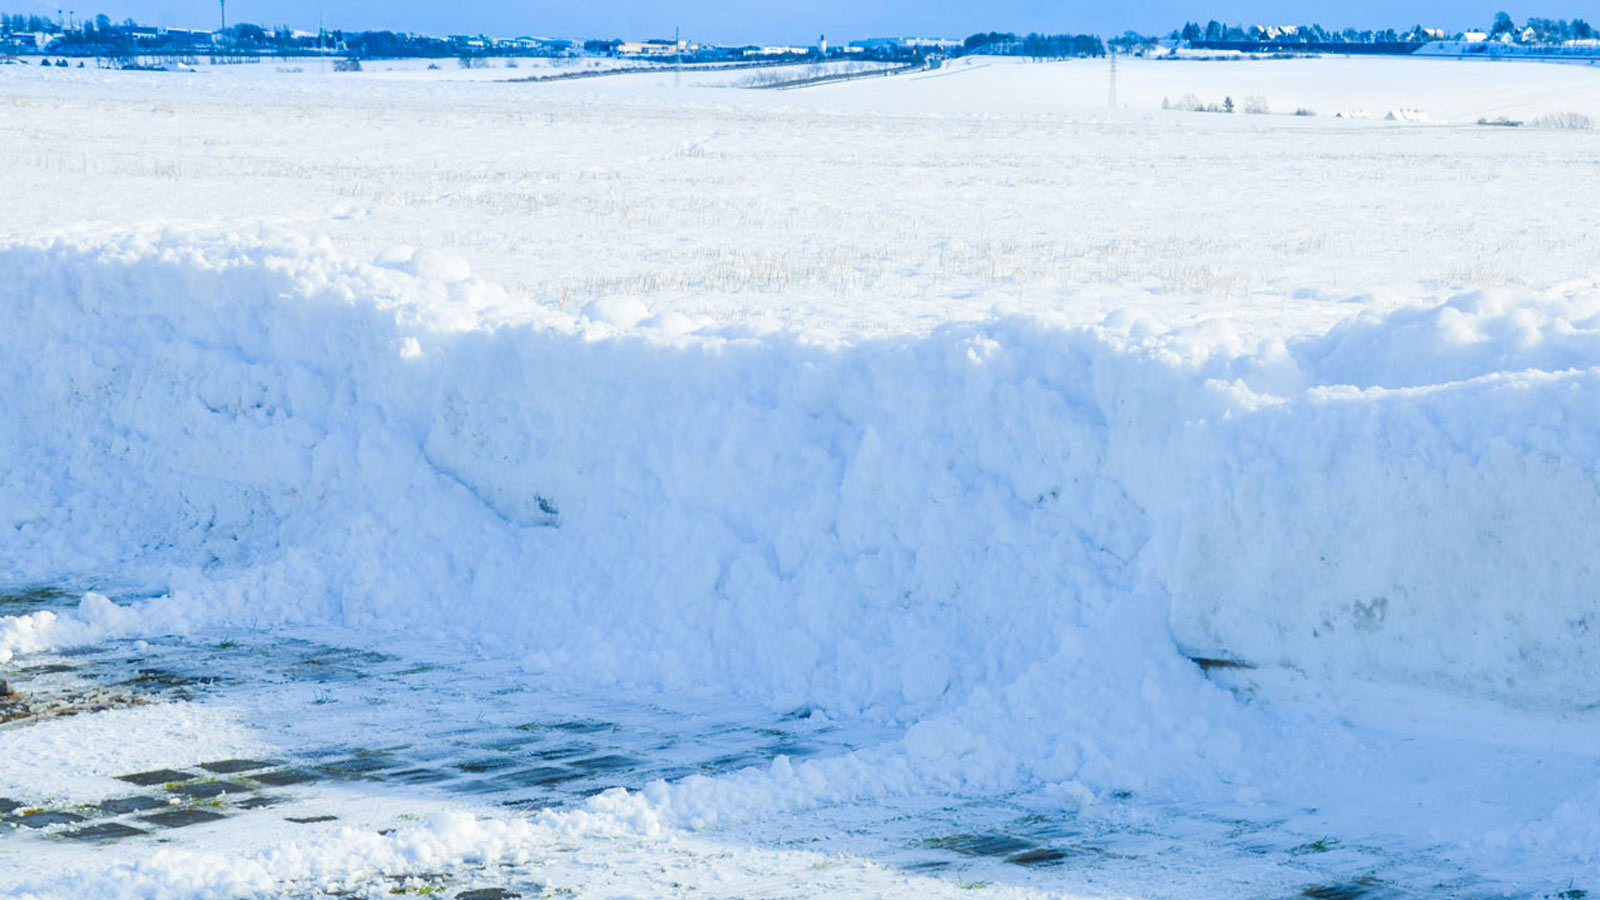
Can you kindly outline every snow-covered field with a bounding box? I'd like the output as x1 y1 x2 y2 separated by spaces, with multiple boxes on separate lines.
2 55 1600 899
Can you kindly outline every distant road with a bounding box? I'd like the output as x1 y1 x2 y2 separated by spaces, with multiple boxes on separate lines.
752 62 924 90
1187 40 1423 55
502 59 835 85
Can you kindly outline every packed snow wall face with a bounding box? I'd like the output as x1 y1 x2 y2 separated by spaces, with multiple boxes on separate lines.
3 234 1600 716
0 234 1158 720
1158 295 1600 709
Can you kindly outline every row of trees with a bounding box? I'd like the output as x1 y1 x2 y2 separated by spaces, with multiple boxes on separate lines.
1493 13 1595 40
0 10 559 59
2 13 70 32
1176 13 1594 45
960 32 1105 58
1177 21 1435 44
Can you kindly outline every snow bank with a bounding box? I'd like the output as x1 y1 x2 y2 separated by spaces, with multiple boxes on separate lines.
3 231 1599 795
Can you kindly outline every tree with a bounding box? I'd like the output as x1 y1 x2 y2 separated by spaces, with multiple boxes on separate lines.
963 31 1017 52
1223 95 1235 113
225 22 267 44
1108 30 1158 54
1492 11 1515 35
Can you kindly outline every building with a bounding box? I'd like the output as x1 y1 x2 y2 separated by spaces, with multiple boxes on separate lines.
743 45 808 57
165 27 215 48
8 31 58 50
901 37 962 50
849 37 960 54
511 36 574 52
618 39 685 57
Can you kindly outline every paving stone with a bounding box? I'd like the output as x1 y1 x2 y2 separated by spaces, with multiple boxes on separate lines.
62 822 149 841
902 860 952 872
499 797 563 812
1300 878 1395 900
17 811 86 828
121 668 219 690
167 781 253 799
924 833 1036 857
1016 819 1088 842
456 757 519 773
702 752 761 771
139 808 226 829
248 769 321 787
643 765 699 783
316 755 399 776
116 769 196 787
496 766 584 788
235 796 283 810
391 767 453 784
545 720 615 734
94 795 169 815
474 733 544 751
530 744 592 761
0 586 69 605
442 778 505 795
1006 847 1070 866
569 754 639 773
198 758 276 774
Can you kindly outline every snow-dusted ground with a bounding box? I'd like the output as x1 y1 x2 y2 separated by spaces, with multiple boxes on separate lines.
2 55 1600 899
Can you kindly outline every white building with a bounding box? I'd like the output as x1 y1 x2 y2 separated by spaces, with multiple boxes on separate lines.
8 32 56 50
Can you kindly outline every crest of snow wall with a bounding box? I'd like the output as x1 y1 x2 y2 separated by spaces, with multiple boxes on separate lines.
2 234 1598 714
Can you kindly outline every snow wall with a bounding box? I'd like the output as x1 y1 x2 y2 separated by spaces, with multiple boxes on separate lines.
4 232 1600 790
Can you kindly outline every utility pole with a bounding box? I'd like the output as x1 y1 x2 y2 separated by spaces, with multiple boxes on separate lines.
674 25 682 86
219 0 226 32
1107 45 1117 108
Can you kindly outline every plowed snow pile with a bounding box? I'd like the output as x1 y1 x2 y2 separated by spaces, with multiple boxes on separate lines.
4 233 1599 839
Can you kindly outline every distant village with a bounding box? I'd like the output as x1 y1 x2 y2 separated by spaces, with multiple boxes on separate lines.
0 10 1050 65
1 7 1596 67
1177 12 1596 53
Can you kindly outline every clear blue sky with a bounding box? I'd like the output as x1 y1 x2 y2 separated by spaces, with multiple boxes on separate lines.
14 1 1588 42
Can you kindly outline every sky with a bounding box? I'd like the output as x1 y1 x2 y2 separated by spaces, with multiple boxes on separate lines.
11 1 1590 43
